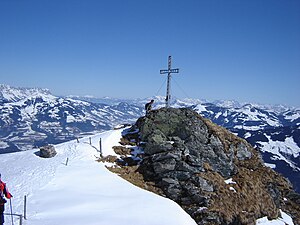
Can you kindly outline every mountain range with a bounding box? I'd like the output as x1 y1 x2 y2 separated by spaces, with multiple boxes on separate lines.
0 84 299 193
0 84 143 153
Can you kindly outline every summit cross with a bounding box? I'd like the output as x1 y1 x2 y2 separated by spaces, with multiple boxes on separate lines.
160 56 179 108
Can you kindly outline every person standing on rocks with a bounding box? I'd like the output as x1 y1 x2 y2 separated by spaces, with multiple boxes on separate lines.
145 99 154 116
0 174 12 225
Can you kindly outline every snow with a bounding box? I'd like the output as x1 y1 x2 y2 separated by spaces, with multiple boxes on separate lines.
256 210 294 225
244 132 251 139
0 129 197 225
49 107 60 119
0 129 295 225
195 104 207 112
0 140 9 148
264 163 276 169
225 178 238 192
284 112 300 122
214 112 222 119
66 114 76 123
234 125 263 131
231 106 281 127
229 187 237 192
213 100 241 108
224 178 236 184
258 136 300 170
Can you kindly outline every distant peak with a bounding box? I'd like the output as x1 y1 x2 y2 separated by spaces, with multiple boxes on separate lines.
0 84 55 102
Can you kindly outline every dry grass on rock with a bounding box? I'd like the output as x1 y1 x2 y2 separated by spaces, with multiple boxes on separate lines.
112 146 132 156
198 163 299 225
107 165 164 196
98 137 164 197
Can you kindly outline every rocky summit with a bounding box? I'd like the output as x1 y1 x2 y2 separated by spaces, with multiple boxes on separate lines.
121 108 300 225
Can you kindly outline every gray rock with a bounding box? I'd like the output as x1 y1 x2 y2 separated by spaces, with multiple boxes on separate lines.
150 150 182 162
176 161 204 173
148 129 167 144
144 142 173 155
165 186 182 201
164 171 191 181
181 197 194 205
236 143 252 160
39 145 57 158
210 135 223 148
161 177 180 186
153 158 177 174
192 176 214 192
185 155 203 167
170 136 183 143
267 183 281 208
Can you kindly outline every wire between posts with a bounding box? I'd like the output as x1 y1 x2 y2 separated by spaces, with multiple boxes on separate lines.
155 77 167 96
173 76 191 99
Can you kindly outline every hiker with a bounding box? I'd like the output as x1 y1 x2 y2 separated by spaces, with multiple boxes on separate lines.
0 174 12 225
145 99 154 115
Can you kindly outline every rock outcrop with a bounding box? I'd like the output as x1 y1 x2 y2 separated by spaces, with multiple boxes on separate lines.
129 108 300 225
39 145 57 158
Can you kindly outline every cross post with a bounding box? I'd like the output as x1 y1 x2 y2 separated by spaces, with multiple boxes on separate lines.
160 56 179 108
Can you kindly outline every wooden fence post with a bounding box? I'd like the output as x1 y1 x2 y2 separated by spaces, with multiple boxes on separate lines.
19 214 23 225
99 138 103 158
24 195 27 220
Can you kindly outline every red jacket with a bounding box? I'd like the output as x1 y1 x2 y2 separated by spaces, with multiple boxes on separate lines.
0 180 12 204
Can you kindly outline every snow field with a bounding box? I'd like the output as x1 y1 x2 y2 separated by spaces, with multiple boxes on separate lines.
1 129 197 225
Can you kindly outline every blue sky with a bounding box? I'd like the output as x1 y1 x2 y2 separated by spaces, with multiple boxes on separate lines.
0 0 299 107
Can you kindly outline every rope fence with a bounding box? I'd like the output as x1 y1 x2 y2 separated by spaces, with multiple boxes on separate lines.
3 213 23 225
3 195 27 225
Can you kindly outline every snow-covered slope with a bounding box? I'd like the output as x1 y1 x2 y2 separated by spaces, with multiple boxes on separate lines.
0 129 197 225
0 129 295 225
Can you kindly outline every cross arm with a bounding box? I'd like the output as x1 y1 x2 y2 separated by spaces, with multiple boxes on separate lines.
160 68 179 74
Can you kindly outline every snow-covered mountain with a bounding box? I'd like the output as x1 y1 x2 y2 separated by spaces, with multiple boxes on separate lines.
1 84 299 193
0 84 52 103
0 84 144 153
